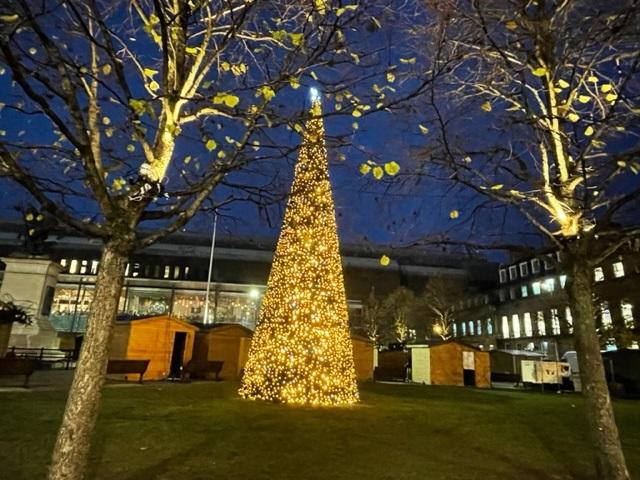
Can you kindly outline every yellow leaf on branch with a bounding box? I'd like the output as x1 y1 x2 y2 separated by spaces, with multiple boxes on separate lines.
143 68 158 78
449 210 459 219
379 255 390 266
257 86 276 101
531 66 546 77
481 101 492 112
289 33 304 46
372 166 384 179
359 164 371 175
567 112 580 123
213 93 240 108
384 161 400 176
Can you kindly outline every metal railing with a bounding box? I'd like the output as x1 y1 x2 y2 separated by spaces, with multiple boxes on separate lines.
5 347 75 370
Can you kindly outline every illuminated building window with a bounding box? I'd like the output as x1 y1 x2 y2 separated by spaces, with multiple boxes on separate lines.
90 260 99 275
594 267 604 282
80 260 88 274
509 265 518 280
49 286 94 332
60 258 68 267
565 307 573 334
452 323 457 337
612 261 625 278
171 291 205 323
499 269 507 283
476 319 482 336
174 266 181 279
69 259 79 274
131 263 141 278
550 309 560 335
601 302 612 329
536 311 546 336
125 288 171 317
468 321 475 336
542 278 555 293
531 258 541 274
521 285 528 298
531 282 541 295
461 322 467 336
486 318 493 335
512 314 521 338
559 275 567 288
502 315 510 338
621 302 634 329
519 262 529 277
544 254 555 271
163 266 170 279
523 312 533 337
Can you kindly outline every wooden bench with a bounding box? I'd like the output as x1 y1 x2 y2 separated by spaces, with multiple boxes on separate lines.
106 359 150 384
182 360 224 382
0 358 37 387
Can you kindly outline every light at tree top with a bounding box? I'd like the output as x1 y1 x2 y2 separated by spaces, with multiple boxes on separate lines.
238 92 359 406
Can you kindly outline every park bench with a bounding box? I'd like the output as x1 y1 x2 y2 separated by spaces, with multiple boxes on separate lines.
182 360 224 382
6 347 74 369
0 358 37 387
106 359 150 384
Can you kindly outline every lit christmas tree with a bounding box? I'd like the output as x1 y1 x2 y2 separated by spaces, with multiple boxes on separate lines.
239 90 359 406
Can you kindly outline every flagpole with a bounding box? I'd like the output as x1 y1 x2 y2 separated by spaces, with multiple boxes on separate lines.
203 213 218 324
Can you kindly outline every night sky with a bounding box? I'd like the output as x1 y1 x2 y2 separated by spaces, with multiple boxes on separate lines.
0 3 549 264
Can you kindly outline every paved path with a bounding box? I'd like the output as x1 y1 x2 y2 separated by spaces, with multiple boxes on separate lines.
0 369 149 392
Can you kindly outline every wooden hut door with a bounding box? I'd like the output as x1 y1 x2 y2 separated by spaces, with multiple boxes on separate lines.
169 332 187 379
462 351 476 386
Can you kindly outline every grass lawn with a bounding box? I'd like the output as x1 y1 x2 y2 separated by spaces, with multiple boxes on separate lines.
0 382 638 480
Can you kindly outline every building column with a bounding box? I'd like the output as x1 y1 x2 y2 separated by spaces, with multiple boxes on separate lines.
1 256 63 350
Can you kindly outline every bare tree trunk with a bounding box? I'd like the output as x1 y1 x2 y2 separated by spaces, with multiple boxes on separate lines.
48 240 131 480
566 243 630 480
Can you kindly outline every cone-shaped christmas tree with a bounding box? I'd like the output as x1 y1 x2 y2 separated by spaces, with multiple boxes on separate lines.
239 93 359 406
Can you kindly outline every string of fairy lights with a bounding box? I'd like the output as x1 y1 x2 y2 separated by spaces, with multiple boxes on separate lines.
238 92 359 406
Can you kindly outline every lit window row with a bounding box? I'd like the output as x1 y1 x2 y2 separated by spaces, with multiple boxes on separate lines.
454 318 493 337
594 261 625 282
455 301 636 339
59 258 191 280
499 253 559 284
498 275 566 302
600 301 635 329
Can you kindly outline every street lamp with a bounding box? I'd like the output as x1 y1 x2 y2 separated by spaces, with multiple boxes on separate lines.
203 213 218 324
